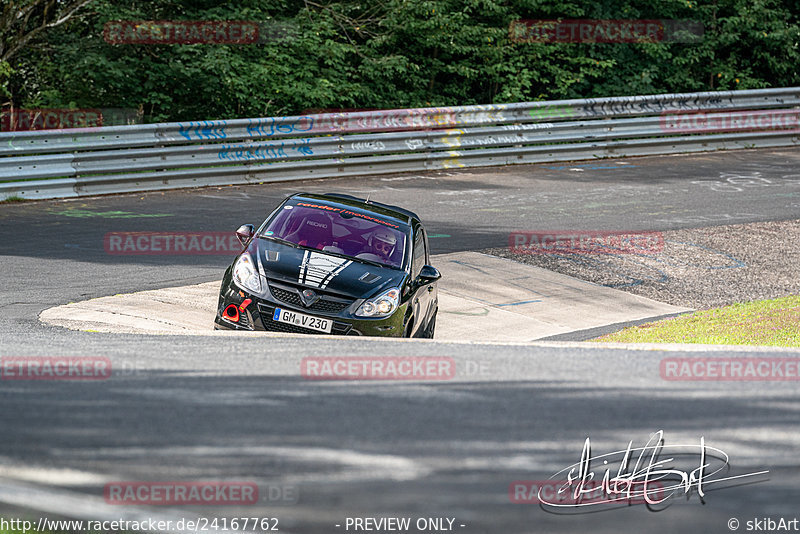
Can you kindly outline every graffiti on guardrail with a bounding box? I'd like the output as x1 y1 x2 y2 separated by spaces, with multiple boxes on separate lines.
178 116 316 142
311 109 456 133
217 139 313 161
3 88 800 201
351 141 385 151
175 99 790 146
523 94 743 121
175 108 514 143
579 94 729 117
440 132 540 148
246 116 314 137
178 120 228 140
293 138 313 155
528 104 576 121
309 106 508 133
218 143 287 162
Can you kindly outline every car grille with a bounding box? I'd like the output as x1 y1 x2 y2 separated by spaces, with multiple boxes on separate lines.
256 304 355 335
268 282 354 315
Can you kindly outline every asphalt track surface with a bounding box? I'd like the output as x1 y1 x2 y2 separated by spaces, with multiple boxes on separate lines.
1 148 800 533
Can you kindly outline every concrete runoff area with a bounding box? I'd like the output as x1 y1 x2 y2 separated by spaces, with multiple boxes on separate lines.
39 252 689 342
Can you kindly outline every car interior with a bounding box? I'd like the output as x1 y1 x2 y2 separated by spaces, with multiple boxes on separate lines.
272 207 406 267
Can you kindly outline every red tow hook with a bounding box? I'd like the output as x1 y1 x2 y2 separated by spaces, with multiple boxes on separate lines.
223 299 252 323
222 304 240 322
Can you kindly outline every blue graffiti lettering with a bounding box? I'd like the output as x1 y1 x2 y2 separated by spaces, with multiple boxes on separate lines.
246 116 314 138
247 118 274 137
292 138 313 156
218 141 294 162
178 120 227 141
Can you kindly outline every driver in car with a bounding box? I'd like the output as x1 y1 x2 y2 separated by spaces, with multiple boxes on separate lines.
368 228 397 263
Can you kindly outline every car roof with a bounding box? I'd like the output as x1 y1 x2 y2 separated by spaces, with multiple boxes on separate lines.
289 193 420 226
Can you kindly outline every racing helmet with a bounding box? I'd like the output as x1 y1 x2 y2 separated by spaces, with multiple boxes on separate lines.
369 228 397 256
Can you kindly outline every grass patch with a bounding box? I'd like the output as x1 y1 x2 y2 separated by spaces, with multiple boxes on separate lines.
593 295 800 347
0 195 26 203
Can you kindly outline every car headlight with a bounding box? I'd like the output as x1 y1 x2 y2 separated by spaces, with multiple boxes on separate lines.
232 254 262 294
355 288 400 317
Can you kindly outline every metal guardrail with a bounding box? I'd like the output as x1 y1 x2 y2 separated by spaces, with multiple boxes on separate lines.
1 87 799 200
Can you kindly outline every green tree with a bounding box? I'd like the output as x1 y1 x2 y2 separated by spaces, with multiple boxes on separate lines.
3 0 798 121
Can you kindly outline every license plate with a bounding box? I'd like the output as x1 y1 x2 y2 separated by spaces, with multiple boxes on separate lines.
272 307 333 333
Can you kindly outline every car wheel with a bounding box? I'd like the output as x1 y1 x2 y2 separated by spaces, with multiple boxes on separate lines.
421 310 436 339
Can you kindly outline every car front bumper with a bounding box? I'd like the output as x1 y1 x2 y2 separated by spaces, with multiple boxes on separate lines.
213 278 406 337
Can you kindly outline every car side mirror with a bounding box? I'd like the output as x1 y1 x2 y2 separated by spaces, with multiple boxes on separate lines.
418 265 441 284
236 224 255 245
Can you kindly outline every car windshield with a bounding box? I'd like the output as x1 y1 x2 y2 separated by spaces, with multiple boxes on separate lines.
259 200 409 269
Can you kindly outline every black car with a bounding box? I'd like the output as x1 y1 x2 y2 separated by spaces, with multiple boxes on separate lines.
214 193 440 337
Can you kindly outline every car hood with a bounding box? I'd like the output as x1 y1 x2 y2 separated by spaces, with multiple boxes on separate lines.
249 238 406 298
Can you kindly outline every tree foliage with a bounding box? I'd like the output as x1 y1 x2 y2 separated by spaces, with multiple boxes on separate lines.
2 0 798 120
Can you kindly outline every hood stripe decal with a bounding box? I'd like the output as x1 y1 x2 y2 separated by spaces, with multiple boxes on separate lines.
298 251 352 289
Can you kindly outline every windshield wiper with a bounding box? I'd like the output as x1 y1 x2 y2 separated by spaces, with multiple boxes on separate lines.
351 255 403 270
355 257 388 268
257 235 300 248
